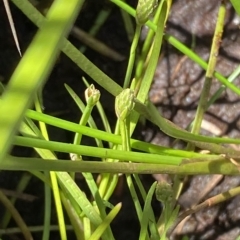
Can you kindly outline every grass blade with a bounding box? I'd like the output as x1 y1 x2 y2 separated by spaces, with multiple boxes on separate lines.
0 0 85 162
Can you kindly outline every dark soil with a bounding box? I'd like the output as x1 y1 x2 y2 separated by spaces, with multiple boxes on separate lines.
0 0 240 239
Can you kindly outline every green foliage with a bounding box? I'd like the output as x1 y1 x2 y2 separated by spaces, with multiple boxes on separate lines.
230 0 240 15
0 0 240 239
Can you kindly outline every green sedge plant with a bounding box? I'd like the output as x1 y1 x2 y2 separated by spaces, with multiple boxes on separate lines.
0 0 240 239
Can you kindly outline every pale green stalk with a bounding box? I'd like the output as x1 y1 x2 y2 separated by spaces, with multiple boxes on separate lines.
65 84 104 148
55 172 103 227
88 203 121 240
35 96 67 240
116 89 160 238
73 84 100 151
139 182 158 240
116 89 151 238
98 173 114 201
59 191 84 240
207 64 240 108
24 108 240 157
189 1 226 142
170 65 240 202
123 25 142 88
51 173 67 240
177 3 226 206
168 184 240 236
69 84 114 240
14 136 184 165
2 155 239 175
181 64 240 134
101 174 118 201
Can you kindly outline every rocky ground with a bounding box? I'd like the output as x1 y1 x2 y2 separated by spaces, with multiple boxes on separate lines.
0 0 240 239
149 0 240 239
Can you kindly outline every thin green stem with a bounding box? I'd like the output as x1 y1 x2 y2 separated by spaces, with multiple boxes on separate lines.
168 183 240 236
88 203 121 240
65 83 104 148
123 25 142 88
34 95 67 240
51 172 67 240
116 89 147 229
207 64 240 108
25 106 240 157
59 192 84 240
189 1 226 142
1 156 238 175
82 78 112 137
70 84 114 240
14 136 185 165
